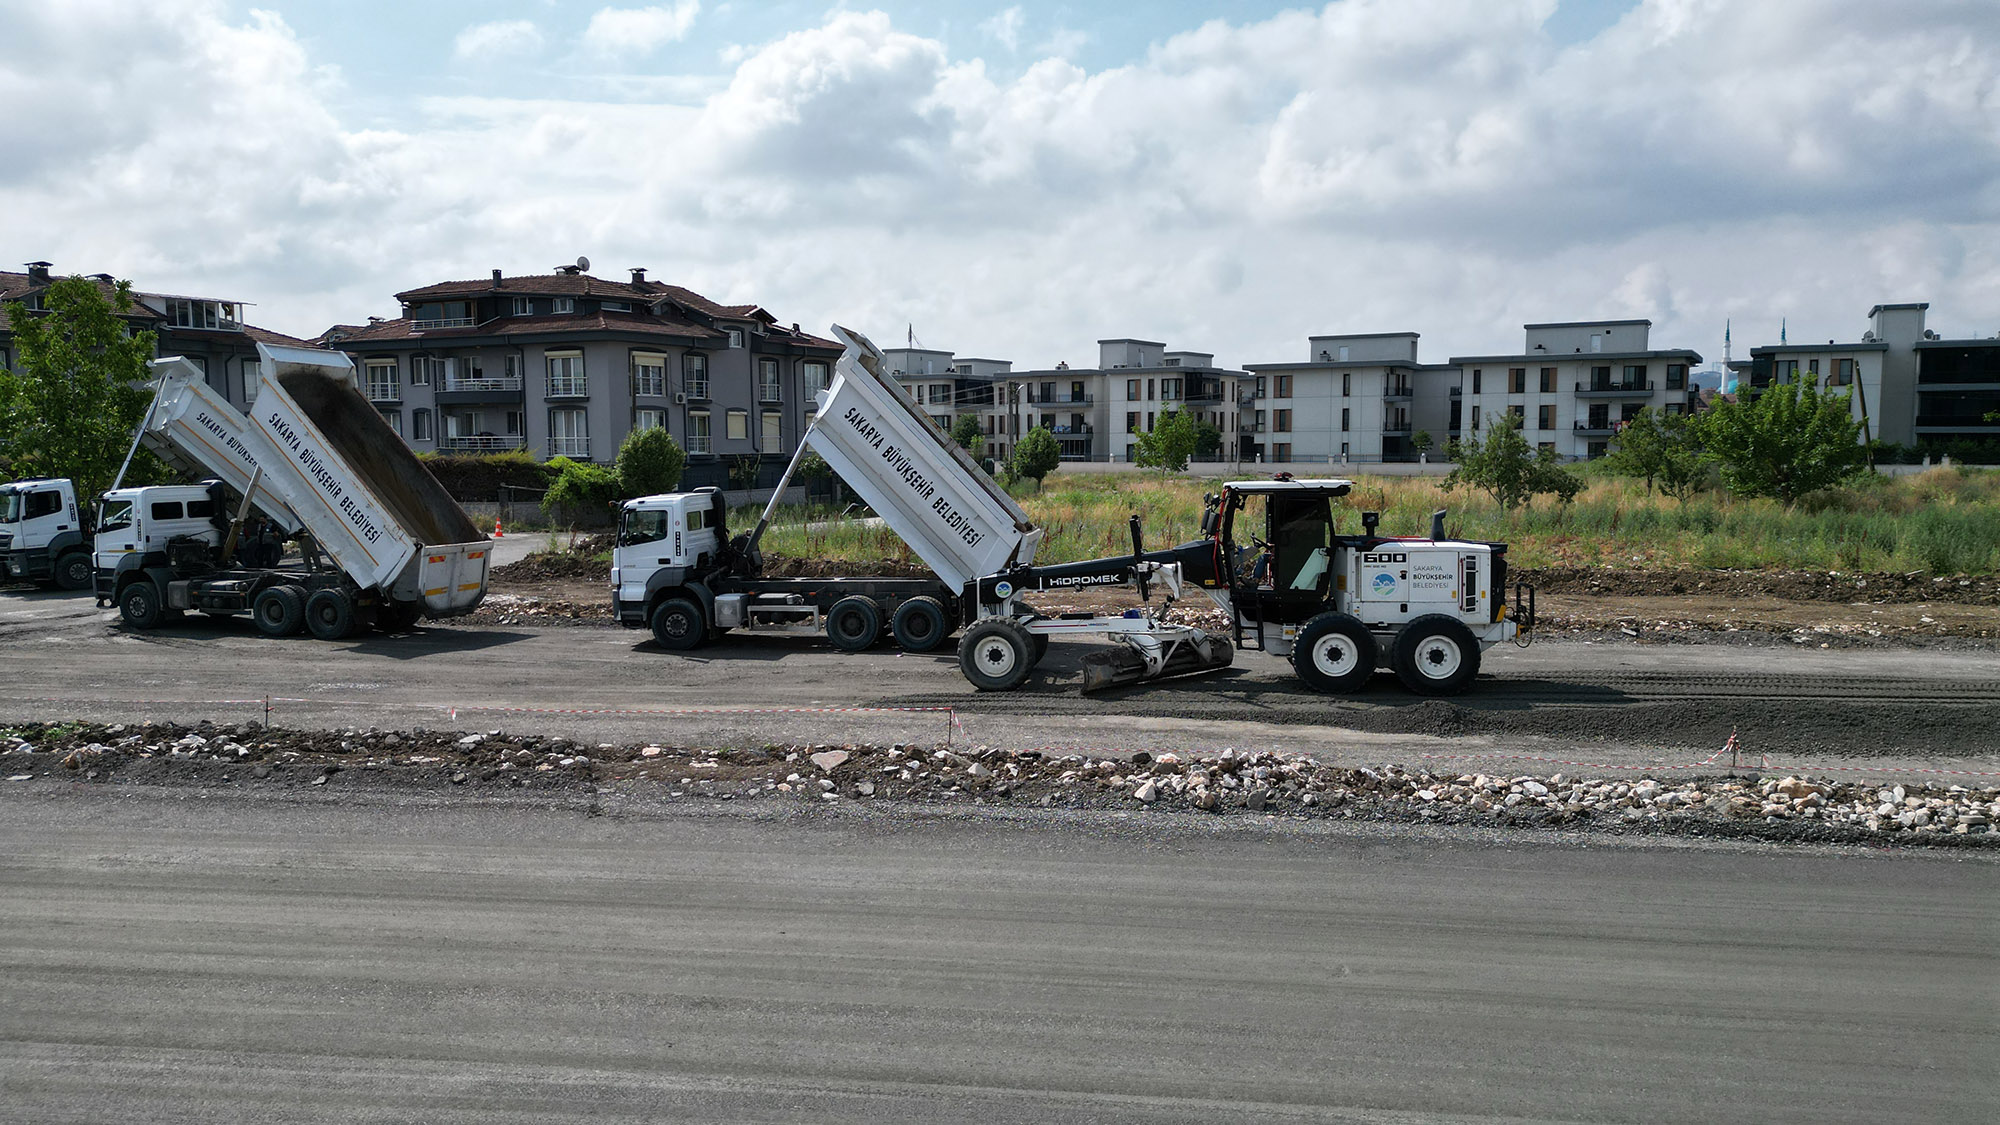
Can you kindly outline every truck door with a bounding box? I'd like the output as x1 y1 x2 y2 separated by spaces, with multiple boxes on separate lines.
616 505 673 606
20 487 67 551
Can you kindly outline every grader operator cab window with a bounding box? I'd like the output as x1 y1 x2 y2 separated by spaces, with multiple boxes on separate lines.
1269 494 1333 595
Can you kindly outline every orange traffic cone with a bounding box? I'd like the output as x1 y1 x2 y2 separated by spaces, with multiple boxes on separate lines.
493 518 503 538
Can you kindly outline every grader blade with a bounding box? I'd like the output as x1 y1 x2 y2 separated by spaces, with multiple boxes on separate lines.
1080 634 1235 693
1081 647 1149 693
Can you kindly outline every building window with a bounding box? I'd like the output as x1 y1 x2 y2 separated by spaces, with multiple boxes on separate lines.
683 354 709 399
412 408 433 441
762 411 782 449
167 298 240 330
1146 378 1156 399
1254 409 1266 431
1664 403 1686 416
1127 379 1140 401
758 358 781 403
364 361 399 402
601 301 630 313
1538 404 1556 430
1126 411 1140 431
1666 363 1687 390
1779 359 1799 379
635 408 666 431
633 353 666 397
545 351 585 397
727 410 749 441
504 354 520 382
1830 359 1854 386
1539 367 1556 392
410 355 440 387
1340 441 1350 458
688 411 711 454
1274 374 1292 397
1340 407 1350 432
1253 376 1266 398
1274 409 1292 433
1471 369 1482 394
381 409 402 436
548 408 588 459
1161 378 1182 401
1623 364 1648 386
726 328 744 348
802 361 829 396
927 384 947 405
1509 368 1527 394
1807 358 1820 375
552 297 575 314
1273 443 1292 462
0 347 10 372
512 297 531 316
1342 373 1350 396
931 414 950 430
1509 404 1526 420
1146 412 1155 430
242 358 259 391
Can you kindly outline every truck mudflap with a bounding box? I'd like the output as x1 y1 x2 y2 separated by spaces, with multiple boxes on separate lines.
410 542 490 616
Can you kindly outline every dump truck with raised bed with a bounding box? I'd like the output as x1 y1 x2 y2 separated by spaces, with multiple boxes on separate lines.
0 477 94 590
94 343 490 639
616 325 1532 695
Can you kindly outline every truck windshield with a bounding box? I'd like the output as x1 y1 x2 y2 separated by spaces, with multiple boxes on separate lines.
97 500 134 536
619 508 670 547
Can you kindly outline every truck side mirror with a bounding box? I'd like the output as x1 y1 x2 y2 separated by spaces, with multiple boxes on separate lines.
1361 511 1380 538
1431 509 1448 540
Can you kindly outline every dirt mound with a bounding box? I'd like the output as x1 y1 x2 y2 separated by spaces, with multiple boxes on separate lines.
1518 567 2000 605
492 551 607 583
759 554 932 579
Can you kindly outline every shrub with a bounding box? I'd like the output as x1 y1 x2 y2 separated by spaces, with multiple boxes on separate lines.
420 450 556 502
615 427 686 498
541 457 621 525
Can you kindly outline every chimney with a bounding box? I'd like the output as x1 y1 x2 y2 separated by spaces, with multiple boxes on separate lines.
26 261 51 284
630 267 647 285
491 268 503 288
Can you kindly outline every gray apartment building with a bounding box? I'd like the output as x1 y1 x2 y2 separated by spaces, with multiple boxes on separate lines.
1243 332 1457 463
1 261 310 410
1452 320 1701 460
322 267 842 485
1746 302 1999 450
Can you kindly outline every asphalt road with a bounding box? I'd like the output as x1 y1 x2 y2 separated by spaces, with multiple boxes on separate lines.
2 788 1994 1123
4 586 1999 775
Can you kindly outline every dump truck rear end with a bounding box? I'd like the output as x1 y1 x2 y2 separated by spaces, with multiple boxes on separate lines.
97 343 490 639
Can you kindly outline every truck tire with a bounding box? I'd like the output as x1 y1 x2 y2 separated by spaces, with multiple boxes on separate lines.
54 552 93 591
253 585 307 637
1392 614 1481 696
305 588 357 641
650 597 707 651
375 599 423 632
890 596 950 652
119 582 164 630
825 595 882 652
958 619 1034 692
1292 612 1376 694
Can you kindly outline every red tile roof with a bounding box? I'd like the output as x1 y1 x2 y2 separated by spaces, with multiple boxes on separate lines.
325 309 727 345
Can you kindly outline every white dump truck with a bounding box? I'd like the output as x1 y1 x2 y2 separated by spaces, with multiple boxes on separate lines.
615 325 1532 695
95 343 491 639
0 477 94 589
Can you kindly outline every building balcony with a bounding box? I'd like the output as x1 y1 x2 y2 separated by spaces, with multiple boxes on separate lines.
440 435 526 453
1027 393 1094 405
412 316 477 330
1576 380 1654 397
684 381 710 401
443 374 523 393
547 437 591 459
1184 389 1226 404
1574 421 1616 436
365 382 401 404
545 379 588 400
1384 388 1414 402
1449 387 1462 396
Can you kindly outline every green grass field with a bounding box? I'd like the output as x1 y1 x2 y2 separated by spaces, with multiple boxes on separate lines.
743 467 2000 576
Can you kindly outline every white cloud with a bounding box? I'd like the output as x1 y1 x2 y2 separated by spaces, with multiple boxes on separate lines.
453 20 544 61
980 6 1024 52
581 2 701 56
3 0 1998 369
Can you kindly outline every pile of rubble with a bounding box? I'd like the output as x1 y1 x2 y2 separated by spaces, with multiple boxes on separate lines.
4 722 1994 846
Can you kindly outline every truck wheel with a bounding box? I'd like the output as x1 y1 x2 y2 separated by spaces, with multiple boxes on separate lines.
1292 612 1376 693
119 582 164 630
1392 615 1481 696
826 595 882 652
958 619 1033 691
890 596 950 652
54 552 93 591
253 585 307 637
305 589 357 641
650 597 707 651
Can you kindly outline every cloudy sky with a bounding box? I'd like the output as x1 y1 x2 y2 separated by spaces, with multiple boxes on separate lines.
3 0 1996 369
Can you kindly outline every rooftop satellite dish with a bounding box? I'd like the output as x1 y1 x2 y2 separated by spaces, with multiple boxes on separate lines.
576 255 590 271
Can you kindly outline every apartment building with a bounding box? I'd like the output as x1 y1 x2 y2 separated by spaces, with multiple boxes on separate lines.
1452 320 1701 460
1242 332 1456 463
0 261 310 409
322 267 840 482
1096 340 1242 463
1747 302 1999 449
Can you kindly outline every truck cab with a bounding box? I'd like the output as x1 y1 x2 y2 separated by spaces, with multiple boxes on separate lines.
92 485 226 597
0 478 94 590
611 489 730 619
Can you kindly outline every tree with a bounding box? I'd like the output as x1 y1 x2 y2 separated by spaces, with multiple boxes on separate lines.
1444 413 1582 509
1193 418 1224 460
1008 426 1062 488
615 426 686 497
948 414 986 459
1411 430 1434 457
1134 408 1200 472
1698 376 1866 504
541 456 621 524
0 276 158 500
1607 407 1708 500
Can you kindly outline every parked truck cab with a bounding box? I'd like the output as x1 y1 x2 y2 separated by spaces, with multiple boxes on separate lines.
0 478 94 590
